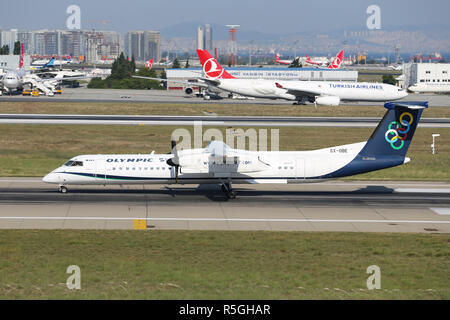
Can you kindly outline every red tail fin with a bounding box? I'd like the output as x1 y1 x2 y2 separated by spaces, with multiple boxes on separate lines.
328 50 344 69
196 49 236 79
145 58 154 69
18 43 24 69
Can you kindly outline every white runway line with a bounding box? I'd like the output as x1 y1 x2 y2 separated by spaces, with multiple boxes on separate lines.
0 217 449 224
395 188 450 193
430 208 450 215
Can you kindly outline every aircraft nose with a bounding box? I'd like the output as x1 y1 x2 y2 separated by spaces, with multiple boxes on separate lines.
42 172 59 184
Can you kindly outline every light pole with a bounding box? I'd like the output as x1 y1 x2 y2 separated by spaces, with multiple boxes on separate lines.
249 40 254 66
431 134 440 154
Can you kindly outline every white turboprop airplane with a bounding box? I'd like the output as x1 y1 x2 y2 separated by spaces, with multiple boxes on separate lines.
43 101 427 198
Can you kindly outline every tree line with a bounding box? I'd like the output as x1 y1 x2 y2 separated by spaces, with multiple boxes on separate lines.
88 52 164 90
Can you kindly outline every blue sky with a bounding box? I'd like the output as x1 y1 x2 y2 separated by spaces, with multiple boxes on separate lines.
1 0 449 34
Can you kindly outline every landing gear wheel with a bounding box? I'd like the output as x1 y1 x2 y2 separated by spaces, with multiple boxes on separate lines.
59 186 68 194
227 191 236 199
220 179 236 199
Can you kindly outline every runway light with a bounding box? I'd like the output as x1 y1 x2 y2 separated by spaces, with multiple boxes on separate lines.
431 134 440 154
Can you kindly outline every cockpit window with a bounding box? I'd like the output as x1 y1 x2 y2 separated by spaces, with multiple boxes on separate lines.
63 160 83 167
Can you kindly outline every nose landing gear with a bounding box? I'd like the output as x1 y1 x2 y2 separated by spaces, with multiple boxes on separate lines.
58 185 68 194
220 178 236 199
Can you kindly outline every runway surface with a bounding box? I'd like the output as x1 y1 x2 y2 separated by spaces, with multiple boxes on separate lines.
1 88 450 106
1 113 449 128
1 178 449 233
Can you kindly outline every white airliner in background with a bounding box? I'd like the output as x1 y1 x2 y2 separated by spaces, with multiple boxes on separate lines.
133 49 407 106
275 50 344 69
195 49 407 105
43 101 427 198
408 82 450 93
31 56 72 67
305 50 344 69
274 54 293 65
0 44 32 95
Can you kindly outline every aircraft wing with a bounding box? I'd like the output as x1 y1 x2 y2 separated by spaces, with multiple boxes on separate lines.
56 76 87 81
275 82 322 98
131 75 210 88
198 77 221 86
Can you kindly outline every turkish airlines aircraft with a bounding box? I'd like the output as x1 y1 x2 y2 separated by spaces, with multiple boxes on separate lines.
304 50 344 69
196 49 407 105
43 101 427 198
274 54 293 65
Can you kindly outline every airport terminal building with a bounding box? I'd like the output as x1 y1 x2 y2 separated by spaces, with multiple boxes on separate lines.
400 62 450 88
166 67 358 90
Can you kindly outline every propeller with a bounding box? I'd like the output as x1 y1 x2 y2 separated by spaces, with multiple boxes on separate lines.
166 140 180 183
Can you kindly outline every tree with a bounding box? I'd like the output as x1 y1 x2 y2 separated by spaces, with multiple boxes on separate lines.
288 58 302 68
185 57 190 68
13 41 21 55
172 57 181 68
110 52 132 79
0 45 10 55
130 55 136 73
382 74 396 85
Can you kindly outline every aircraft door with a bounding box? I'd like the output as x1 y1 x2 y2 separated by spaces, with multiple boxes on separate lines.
296 159 305 180
95 159 106 181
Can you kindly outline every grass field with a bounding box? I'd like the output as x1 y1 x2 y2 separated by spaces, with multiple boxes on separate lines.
2 101 450 118
0 230 448 299
0 124 449 180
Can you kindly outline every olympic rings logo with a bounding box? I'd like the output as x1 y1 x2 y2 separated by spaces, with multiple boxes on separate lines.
384 112 413 150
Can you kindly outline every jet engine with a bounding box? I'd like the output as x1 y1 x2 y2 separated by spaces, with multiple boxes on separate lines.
315 96 340 106
184 87 194 95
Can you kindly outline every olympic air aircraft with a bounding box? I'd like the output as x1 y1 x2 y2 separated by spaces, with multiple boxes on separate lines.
195 49 408 106
43 101 427 198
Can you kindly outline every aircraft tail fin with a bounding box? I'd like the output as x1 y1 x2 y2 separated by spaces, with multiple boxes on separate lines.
325 101 428 178
359 101 427 158
196 50 236 79
328 50 344 69
46 57 55 67
145 58 154 69
18 43 24 69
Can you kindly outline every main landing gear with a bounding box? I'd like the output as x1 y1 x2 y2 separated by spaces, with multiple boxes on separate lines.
58 185 68 194
220 178 236 199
